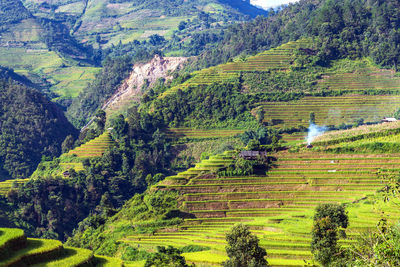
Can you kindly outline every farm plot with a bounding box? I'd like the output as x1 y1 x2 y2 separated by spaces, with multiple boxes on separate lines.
281 132 306 145
219 39 313 72
313 121 400 144
259 95 400 128
0 227 123 266
165 128 244 140
161 39 314 97
0 179 29 196
318 67 400 92
68 132 115 158
125 150 400 266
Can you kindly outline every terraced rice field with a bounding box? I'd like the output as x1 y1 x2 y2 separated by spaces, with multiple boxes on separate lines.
220 40 312 72
166 128 245 139
281 133 306 145
0 228 123 266
259 95 400 128
313 120 400 144
0 179 29 196
318 68 400 92
68 132 115 158
161 39 313 97
124 150 400 266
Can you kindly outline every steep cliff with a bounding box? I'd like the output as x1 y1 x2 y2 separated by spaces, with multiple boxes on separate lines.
103 55 188 112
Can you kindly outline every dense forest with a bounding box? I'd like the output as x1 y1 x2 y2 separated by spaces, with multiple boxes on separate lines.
0 80 77 179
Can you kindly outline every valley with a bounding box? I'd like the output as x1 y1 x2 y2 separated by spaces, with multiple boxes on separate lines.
2 0 400 266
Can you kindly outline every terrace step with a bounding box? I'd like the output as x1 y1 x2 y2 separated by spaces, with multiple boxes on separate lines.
0 228 26 260
0 228 122 267
30 246 94 267
0 238 63 266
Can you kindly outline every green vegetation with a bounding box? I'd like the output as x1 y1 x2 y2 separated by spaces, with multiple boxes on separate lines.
152 81 258 129
0 179 30 196
223 224 268 267
0 0 31 24
144 246 193 267
0 79 77 178
67 132 115 158
67 56 134 128
0 227 122 266
5 1 400 266
311 204 348 266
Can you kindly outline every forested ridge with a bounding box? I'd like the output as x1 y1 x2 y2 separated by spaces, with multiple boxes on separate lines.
0 80 77 179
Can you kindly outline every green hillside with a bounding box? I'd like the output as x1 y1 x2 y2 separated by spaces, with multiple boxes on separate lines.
0 0 99 102
0 227 123 266
21 0 267 49
0 79 77 179
65 34 400 265
69 140 400 266
5 0 400 266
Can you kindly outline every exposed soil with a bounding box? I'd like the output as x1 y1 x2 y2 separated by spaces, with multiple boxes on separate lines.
103 55 187 112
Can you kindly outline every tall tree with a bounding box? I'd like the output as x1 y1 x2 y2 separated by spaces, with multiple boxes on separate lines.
223 224 268 267
311 204 348 266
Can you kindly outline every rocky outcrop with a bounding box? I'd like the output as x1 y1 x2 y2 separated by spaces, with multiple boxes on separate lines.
103 55 188 112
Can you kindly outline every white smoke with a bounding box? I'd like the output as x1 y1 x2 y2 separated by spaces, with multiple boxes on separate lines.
306 123 328 145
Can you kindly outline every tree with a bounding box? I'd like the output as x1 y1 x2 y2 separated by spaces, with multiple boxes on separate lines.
144 246 192 267
256 108 265 124
346 220 400 266
61 135 75 153
95 109 106 134
178 21 187 31
311 204 348 266
223 224 268 267
309 112 316 124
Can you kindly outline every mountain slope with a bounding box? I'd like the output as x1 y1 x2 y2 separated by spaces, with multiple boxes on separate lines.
22 0 267 48
0 0 31 24
0 79 77 179
0 0 99 103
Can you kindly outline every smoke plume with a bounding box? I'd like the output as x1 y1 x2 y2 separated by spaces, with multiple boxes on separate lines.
306 123 328 145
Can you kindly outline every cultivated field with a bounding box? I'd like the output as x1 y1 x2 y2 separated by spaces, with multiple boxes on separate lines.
121 148 400 266
68 132 115 158
166 128 245 140
259 95 400 128
0 227 123 266
161 39 314 97
0 179 29 196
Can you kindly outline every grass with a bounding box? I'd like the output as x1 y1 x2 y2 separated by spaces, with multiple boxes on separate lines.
0 238 63 266
94 255 124 266
0 228 25 249
67 132 115 158
31 246 93 267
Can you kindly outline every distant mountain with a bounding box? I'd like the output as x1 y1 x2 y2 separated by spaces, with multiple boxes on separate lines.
0 0 31 24
21 0 267 49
